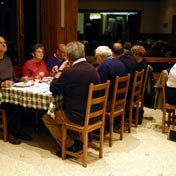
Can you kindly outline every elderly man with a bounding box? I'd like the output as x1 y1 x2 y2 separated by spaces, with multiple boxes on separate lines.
111 42 137 118
94 45 127 110
45 43 66 73
0 36 32 144
43 41 101 157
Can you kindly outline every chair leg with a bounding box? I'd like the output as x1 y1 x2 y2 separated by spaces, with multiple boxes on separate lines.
99 125 104 158
109 115 113 147
120 114 124 140
1 110 8 142
61 125 67 160
128 106 132 133
82 133 88 167
135 104 139 128
162 109 166 133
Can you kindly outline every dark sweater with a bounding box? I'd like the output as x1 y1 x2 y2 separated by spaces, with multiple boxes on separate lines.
119 54 137 106
97 57 127 100
0 56 19 85
50 61 101 125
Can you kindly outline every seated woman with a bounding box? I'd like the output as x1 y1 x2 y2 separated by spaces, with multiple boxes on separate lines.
130 45 149 99
22 43 56 79
166 64 176 105
130 45 148 72
130 45 149 123
22 44 54 127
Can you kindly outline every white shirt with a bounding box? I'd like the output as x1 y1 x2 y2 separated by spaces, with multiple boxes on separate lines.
167 63 176 87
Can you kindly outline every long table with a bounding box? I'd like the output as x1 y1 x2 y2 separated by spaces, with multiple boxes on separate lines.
0 81 62 118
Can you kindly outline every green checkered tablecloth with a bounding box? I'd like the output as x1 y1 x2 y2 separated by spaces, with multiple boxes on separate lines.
0 83 62 117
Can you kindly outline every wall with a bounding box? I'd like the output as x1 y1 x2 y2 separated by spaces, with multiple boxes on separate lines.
78 0 165 34
160 0 176 33
41 0 78 57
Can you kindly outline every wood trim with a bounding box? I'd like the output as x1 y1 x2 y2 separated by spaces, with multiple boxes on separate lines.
86 56 176 64
144 57 176 63
41 0 78 57
86 56 176 82
16 0 24 65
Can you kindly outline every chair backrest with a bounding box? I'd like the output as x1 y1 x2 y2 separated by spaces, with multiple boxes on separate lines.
140 65 151 107
110 74 130 114
161 70 169 107
141 65 150 97
84 80 110 127
131 69 144 104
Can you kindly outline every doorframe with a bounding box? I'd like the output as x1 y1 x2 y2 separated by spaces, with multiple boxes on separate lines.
16 0 24 66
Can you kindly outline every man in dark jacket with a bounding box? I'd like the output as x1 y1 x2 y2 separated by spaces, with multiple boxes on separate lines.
94 45 127 110
43 41 101 156
111 42 137 118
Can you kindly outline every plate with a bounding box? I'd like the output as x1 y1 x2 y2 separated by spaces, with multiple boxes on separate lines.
13 81 33 87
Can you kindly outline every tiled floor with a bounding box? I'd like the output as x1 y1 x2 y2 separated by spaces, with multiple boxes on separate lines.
0 107 176 176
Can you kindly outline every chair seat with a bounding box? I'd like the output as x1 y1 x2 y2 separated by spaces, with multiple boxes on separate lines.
106 108 124 117
65 121 103 133
61 80 110 167
105 74 130 147
128 70 144 133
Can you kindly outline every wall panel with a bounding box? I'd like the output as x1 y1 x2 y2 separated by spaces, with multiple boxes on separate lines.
41 0 78 57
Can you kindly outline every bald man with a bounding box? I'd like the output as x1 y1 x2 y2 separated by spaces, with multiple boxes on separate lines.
0 36 32 144
111 42 137 119
45 43 66 73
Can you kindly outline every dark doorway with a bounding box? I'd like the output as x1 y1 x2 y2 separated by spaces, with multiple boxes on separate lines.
0 0 41 64
84 15 102 43
172 15 176 49
78 11 141 57
0 0 18 65
23 0 40 60
78 11 140 56
128 13 140 44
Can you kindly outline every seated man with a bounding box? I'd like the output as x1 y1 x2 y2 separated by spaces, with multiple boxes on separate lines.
94 45 127 111
0 36 31 144
43 41 101 157
111 42 137 118
44 43 66 73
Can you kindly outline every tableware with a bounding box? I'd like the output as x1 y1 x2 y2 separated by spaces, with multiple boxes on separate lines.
43 76 53 84
13 81 33 87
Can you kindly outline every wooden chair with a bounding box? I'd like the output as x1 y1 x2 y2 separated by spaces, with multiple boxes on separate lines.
139 65 150 108
61 80 110 167
128 69 144 133
161 70 176 133
105 74 130 147
0 108 8 142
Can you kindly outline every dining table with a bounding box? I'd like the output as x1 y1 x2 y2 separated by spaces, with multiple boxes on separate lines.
0 78 62 127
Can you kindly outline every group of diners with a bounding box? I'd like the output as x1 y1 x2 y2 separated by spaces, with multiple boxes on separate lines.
0 36 66 145
1 35 154 158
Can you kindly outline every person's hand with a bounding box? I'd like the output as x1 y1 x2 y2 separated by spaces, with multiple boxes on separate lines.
59 60 70 71
21 76 29 82
51 65 58 75
39 72 44 77
1 80 14 88
54 60 70 79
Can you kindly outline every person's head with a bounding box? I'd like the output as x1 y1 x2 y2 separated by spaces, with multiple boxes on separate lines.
130 45 146 58
111 42 124 57
94 45 112 64
0 36 7 57
56 43 66 60
32 43 44 62
123 42 132 51
66 41 85 64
